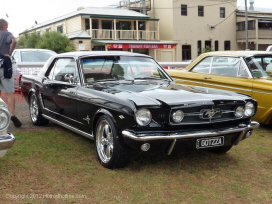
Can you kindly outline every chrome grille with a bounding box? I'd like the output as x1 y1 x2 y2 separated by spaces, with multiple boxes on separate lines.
170 103 241 125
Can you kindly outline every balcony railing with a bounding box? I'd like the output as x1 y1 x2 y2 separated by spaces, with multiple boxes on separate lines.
237 29 272 40
88 29 158 41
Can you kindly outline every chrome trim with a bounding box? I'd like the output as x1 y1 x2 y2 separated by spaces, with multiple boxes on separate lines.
173 78 272 96
173 78 252 94
42 115 94 139
122 121 259 141
0 133 15 150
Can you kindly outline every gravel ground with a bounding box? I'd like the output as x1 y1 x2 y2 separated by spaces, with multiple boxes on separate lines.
7 95 56 132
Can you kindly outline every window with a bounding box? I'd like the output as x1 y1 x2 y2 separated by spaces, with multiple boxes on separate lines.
45 28 51 32
215 41 219 51
191 57 212 73
220 7 225 18
197 40 202 55
198 6 204 17
57 25 63 33
211 57 240 77
92 19 98 29
224 41 231 50
85 19 90 30
49 58 77 82
181 4 187 16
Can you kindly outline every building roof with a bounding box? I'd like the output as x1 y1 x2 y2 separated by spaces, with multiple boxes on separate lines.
66 30 91 39
25 7 155 34
237 6 272 14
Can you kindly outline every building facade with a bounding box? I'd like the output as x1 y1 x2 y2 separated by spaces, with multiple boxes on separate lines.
236 6 272 51
19 6 177 61
147 0 237 61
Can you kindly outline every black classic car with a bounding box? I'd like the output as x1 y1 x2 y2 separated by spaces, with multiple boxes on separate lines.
20 51 259 169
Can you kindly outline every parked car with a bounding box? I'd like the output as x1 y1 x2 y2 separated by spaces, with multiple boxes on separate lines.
12 49 57 91
0 98 15 158
20 51 259 169
166 51 272 125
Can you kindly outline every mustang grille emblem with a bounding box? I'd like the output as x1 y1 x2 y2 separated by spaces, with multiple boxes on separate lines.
200 108 222 119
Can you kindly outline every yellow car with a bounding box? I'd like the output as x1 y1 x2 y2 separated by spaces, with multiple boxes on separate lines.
167 51 272 125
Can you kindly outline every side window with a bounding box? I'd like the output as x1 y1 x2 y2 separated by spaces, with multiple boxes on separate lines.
48 58 77 82
211 57 240 77
191 57 212 73
238 63 249 78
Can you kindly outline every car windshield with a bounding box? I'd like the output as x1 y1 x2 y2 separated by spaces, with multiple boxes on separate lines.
21 50 57 62
81 56 169 83
244 55 272 78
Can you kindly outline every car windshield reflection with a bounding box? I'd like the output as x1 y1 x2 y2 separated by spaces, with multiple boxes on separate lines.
21 51 57 62
81 56 169 83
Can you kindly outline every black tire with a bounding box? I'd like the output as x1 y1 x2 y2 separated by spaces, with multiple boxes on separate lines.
29 92 49 126
95 115 131 169
209 145 233 154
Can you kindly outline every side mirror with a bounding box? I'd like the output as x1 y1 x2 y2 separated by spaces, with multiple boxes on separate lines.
64 74 74 84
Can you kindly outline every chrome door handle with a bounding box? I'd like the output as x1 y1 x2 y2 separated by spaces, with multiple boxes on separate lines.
204 76 211 79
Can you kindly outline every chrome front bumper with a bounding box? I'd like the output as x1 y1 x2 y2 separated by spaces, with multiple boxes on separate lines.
0 133 15 158
122 121 260 142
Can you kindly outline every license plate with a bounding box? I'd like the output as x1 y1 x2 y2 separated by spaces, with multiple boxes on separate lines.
196 136 224 149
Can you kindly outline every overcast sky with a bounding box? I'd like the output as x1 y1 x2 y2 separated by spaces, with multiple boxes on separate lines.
1 0 272 37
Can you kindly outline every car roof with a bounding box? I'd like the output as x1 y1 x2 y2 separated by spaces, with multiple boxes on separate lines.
14 48 56 52
202 50 272 57
56 51 151 58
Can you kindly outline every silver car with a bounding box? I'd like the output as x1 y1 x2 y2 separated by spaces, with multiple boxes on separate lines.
0 98 15 158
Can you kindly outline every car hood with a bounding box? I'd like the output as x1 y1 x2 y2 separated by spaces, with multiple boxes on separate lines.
92 82 249 106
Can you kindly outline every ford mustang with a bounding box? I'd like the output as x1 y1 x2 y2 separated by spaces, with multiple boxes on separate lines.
20 51 259 169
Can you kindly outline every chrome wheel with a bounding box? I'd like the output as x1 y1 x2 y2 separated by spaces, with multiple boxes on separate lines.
96 119 114 163
30 93 39 123
29 93 48 126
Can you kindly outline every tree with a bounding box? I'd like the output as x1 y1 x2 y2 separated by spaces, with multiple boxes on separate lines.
199 46 214 55
17 31 73 53
37 31 73 53
18 31 42 48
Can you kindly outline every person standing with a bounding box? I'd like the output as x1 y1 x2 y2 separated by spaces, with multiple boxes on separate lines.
0 18 21 127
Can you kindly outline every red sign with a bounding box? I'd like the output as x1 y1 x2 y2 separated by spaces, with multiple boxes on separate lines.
106 44 176 49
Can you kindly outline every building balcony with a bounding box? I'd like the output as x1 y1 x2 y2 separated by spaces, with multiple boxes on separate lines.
87 29 158 41
237 29 272 41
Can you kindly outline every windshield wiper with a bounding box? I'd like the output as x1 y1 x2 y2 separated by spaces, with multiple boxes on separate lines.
95 79 118 82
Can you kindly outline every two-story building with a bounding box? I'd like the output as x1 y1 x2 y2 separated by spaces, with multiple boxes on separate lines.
146 0 238 61
19 5 177 61
236 6 272 51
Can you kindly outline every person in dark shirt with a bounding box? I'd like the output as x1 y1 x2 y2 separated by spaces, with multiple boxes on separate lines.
0 19 21 127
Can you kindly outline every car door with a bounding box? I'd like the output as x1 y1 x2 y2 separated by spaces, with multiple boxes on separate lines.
42 58 79 128
201 56 254 96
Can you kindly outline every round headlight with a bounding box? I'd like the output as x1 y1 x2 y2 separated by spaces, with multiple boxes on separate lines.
0 109 10 130
172 110 184 123
135 108 152 126
234 106 244 118
244 102 255 117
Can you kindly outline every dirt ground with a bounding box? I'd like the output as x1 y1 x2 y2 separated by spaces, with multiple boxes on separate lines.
5 93 56 132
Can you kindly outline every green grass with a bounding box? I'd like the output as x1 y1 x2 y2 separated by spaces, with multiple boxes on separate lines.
0 125 271 204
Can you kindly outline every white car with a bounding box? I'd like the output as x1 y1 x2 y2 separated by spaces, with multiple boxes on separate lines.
12 49 57 91
0 98 15 158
